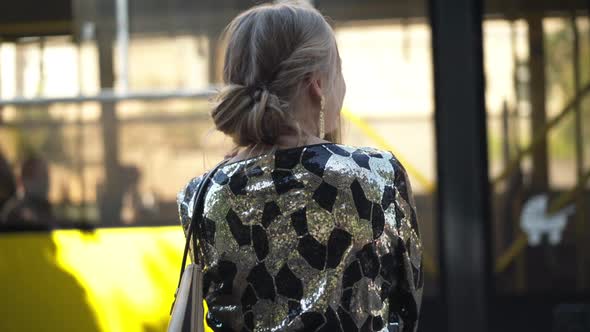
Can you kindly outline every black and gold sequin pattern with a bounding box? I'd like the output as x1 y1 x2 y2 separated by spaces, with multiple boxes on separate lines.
177 143 423 332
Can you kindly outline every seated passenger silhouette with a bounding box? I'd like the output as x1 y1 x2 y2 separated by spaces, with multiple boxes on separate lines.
1 156 53 225
0 149 16 213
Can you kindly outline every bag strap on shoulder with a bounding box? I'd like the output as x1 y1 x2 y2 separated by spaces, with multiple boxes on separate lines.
176 160 227 292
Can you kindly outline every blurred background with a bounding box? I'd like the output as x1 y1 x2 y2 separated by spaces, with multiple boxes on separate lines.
0 0 588 331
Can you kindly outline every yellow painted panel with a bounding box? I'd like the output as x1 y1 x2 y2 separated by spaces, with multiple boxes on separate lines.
0 227 213 332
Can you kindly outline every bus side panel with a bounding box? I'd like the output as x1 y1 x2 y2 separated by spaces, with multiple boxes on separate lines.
0 227 212 332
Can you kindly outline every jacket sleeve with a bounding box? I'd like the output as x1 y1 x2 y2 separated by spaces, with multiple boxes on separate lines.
387 157 424 332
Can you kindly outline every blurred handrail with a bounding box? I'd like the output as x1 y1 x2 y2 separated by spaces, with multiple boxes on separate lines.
0 88 218 107
492 82 590 186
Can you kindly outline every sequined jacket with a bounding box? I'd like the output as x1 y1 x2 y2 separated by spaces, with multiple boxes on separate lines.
177 143 423 332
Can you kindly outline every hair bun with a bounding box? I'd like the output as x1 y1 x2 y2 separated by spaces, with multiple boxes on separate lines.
211 84 293 146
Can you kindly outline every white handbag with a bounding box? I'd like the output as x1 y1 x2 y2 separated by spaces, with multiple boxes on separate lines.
168 264 204 332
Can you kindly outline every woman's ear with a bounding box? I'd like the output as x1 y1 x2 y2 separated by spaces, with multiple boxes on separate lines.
308 75 323 102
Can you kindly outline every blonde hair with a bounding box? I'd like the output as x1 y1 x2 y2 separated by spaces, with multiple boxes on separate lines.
211 1 340 147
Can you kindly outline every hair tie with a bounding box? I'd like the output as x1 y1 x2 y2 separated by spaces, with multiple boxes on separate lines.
248 84 268 102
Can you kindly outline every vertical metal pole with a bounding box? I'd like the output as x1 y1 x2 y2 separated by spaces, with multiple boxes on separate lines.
115 0 129 92
207 30 221 85
429 0 492 331
510 20 520 159
502 101 510 167
38 38 45 96
527 15 549 195
15 42 24 99
76 44 87 222
97 28 123 225
510 21 526 292
570 10 587 291
0 40 3 125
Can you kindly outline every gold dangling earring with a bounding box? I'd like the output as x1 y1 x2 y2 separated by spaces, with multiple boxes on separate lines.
319 96 326 140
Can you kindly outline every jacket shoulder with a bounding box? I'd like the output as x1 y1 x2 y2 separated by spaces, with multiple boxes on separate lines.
176 175 204 233
332 144 404 173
